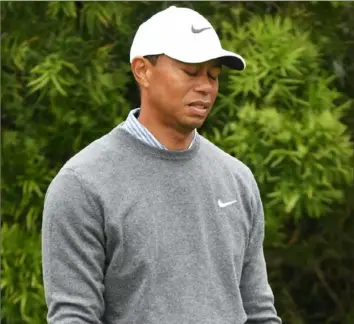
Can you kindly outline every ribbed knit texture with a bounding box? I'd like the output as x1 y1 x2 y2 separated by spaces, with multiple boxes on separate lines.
42 126 281 324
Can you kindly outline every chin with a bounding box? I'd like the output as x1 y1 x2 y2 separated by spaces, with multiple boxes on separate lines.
175 106 211 131
181 117 207 131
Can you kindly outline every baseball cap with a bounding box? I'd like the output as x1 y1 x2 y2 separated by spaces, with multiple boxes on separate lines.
130 6 246 71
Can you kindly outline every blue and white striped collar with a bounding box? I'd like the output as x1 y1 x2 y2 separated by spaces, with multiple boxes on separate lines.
120 108 197 150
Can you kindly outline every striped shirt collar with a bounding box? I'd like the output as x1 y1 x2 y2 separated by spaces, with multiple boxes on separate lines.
120 108 197 150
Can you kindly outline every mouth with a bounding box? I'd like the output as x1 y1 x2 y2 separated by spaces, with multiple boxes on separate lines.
188 100 210 109
187 100 211 113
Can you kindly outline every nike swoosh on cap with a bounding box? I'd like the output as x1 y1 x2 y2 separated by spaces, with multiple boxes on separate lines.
191 25 211 34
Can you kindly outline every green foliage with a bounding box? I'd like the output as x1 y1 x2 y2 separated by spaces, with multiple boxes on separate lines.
224 105 352 218
1 224 45 323
1 1 354 324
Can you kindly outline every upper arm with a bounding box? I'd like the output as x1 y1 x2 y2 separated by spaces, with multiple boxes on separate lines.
42 168 105 324
239 172 282 323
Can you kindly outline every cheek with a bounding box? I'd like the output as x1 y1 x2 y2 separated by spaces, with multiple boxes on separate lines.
211 83 219 102
155 74 190 102
148 77 169 104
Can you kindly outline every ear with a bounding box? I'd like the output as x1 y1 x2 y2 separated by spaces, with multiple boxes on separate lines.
131 57 153 91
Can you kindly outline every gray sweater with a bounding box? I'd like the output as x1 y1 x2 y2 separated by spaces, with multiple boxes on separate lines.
42 126 281 324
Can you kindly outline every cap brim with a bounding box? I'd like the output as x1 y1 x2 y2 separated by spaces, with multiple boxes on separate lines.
163 49 246 71
217 50 246 71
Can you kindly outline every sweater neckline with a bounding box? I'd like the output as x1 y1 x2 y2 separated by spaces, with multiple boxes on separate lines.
112 126 201 161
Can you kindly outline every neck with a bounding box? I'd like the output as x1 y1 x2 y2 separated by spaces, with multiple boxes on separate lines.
137 107 195 151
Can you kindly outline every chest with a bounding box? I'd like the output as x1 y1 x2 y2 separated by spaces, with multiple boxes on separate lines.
103 164 253 270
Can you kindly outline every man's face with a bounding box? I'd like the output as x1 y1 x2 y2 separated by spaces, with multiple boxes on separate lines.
141 55 221 133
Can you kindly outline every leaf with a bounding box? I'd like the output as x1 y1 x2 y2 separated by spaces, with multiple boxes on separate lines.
50 75 67 96
285 193 300 213
61 60 79 74
27 74 50 93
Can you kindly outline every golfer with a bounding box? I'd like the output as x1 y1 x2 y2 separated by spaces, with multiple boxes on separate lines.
42 6 282 324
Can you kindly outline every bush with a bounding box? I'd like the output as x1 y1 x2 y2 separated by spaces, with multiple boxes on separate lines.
1 224 46 323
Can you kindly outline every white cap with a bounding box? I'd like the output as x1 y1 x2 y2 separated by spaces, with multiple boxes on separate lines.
130 6 246 71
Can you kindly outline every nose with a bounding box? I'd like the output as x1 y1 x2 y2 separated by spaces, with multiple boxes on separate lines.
193 74 214 95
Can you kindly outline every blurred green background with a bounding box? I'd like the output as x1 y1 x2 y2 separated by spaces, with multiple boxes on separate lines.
1 1 354 323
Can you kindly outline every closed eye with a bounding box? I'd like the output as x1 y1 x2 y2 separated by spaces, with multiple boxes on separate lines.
183 70 197 77
208 73 217 80
183 70 218 80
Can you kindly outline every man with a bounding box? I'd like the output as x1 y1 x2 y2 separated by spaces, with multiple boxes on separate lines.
42 6 281 324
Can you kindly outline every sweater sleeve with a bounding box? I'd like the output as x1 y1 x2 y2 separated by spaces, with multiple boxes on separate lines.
41 168 105 324
239 174 282 323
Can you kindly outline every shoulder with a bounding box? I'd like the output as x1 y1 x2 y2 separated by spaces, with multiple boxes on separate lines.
49 127 125 193
199 135 256 183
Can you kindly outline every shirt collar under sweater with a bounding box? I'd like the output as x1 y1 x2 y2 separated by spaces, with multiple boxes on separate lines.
112 126 201 161
119 108 197 151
